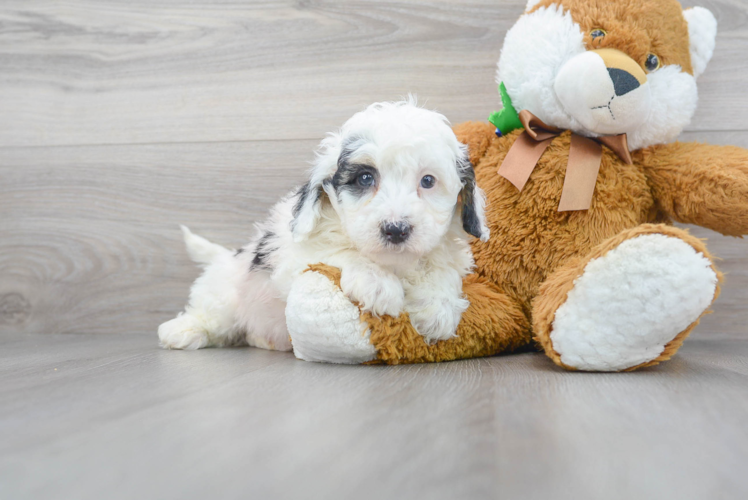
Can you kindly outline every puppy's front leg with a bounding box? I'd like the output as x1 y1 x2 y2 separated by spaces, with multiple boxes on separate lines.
326 252 404 317
403 265 468 344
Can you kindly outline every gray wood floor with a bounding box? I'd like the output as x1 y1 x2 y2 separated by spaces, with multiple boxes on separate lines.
1 0 747 498
2 334 748 500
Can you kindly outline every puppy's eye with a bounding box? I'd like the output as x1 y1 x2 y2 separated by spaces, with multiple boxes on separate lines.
357 172 375 187
644 53 660 72
590 29 606 39
420 175 436 189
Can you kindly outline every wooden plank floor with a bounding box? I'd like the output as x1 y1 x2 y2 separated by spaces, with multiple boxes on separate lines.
1 0 747 498
1 334 748 500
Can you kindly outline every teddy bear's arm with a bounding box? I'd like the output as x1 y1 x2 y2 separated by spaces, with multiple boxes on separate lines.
453 121 497 166
639 142 748 237
287 264 532 364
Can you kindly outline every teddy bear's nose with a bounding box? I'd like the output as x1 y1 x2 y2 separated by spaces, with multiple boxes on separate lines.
608 68 641 96
590 48 647 98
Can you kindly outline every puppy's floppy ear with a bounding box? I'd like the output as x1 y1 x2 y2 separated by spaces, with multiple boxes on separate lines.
290 134 340 242
290 180 325 242
457 152 490 242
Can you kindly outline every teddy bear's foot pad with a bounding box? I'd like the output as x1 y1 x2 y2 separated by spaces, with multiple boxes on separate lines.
550 234 718 371
286 269 377 364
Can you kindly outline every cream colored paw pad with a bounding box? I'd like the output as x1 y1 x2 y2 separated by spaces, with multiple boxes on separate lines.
551 234 717 371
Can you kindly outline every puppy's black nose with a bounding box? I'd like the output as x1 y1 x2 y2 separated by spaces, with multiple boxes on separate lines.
381 221 411 244
608 68 640 96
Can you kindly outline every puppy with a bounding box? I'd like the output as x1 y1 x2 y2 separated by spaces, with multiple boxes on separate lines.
158 99 489 351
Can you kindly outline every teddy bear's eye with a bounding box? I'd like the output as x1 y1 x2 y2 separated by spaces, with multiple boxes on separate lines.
645 53 661 72
590 29 607 39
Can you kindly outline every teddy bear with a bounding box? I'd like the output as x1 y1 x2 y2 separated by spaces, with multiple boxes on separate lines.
284 0 748 371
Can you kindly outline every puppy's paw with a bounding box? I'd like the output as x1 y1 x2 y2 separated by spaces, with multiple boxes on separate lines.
340 265 404 317
158 314 209 350
406 294 468 344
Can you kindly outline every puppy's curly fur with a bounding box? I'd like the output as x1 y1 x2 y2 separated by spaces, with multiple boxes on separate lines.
158 99 489 351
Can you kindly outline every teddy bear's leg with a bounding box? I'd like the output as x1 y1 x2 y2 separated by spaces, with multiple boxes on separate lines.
533 224 722 372
286 264 531 364
370 273 531 364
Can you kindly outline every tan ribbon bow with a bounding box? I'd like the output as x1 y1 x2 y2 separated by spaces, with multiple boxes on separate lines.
497 110 633 211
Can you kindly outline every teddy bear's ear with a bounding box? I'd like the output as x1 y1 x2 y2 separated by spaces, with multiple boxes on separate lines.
683 7 717 79
525 0 542 12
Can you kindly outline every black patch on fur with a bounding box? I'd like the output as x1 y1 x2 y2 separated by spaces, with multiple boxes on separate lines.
331 145 378 197
234 248 245 256
250 231 276 272
458 157 484 239
292 182 311 219
290 182 322 233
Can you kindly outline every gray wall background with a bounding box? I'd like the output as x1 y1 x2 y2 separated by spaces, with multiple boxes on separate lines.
1 0 745 338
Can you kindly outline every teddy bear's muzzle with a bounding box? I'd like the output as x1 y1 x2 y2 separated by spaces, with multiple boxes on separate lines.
554 48 651 136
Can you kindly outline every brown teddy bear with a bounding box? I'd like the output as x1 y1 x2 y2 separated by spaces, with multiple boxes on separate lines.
285 0 748 371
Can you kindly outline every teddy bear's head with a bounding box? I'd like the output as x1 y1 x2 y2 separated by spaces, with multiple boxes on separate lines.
496 0 717 150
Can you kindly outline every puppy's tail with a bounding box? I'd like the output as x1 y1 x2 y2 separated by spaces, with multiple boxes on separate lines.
179 225 231 266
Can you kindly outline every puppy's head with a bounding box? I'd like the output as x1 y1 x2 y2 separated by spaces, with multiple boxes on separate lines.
291 99 489 262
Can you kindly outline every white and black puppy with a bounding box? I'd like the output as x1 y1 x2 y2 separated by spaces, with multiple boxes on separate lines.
158 99 489 352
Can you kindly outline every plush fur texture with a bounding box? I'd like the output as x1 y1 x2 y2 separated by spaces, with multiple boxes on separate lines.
287 265 377 364
159 100 489 350
498 0 712 150
291 264 530 365
683 7 717 78
284 0 748 371
539 227 719 371
640 142 748 237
